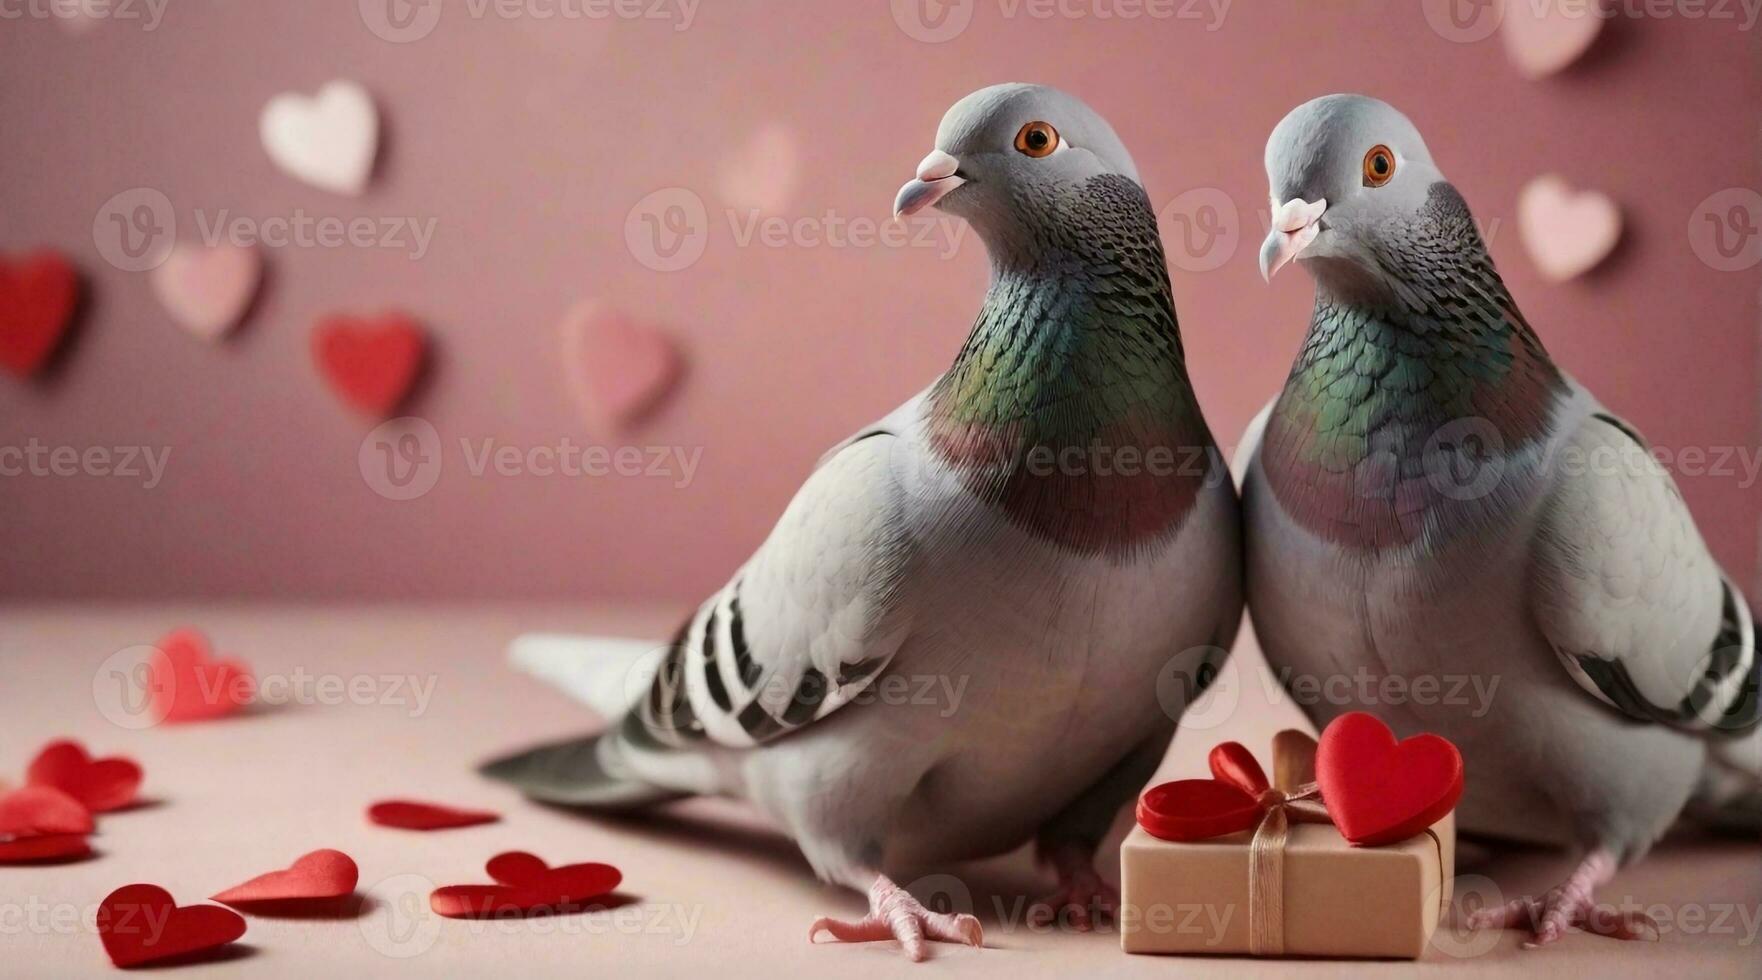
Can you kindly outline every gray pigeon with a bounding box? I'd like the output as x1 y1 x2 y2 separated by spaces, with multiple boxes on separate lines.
483 83 1244 960
1243 93 1760 947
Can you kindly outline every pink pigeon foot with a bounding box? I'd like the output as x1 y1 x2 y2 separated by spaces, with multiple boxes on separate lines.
1028 841 1119 932
809 874 983 962
1465 849 1659 948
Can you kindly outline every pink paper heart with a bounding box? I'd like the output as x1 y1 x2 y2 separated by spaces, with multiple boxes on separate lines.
717 123 801 215
150 244 261 341
1519 174 1621 281
560 303 683 432
1500 0 1604 78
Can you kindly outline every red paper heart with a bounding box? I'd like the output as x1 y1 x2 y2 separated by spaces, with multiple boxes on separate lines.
368 800 499 831
149 628 253 724
26 739 142 813
0 833 92 863
212 849 358 905
0 250 78 377
312 313 425 417
1315 712 1464 846
0 785 94 838
98 884 246 968
430 852 621 918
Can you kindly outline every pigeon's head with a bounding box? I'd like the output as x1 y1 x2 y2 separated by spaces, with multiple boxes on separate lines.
894 83 1141 241
1259 94 1449 286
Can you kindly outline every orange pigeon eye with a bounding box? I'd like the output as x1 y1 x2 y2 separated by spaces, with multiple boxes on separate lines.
1014 121 1060 158
1363 144 1396 187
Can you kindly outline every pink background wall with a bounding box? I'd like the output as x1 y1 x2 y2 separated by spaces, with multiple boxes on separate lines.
1 1 1756 601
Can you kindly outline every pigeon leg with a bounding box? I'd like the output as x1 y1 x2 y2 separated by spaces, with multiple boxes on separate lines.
1465 849 1660 947
1027 839 1118 932
808 873 983 962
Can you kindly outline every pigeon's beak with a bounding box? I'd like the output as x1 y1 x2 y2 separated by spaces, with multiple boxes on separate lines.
894 149 965 220
1258 197 1328 282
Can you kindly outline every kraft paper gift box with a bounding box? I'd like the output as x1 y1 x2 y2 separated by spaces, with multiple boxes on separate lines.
1120 729 1456 959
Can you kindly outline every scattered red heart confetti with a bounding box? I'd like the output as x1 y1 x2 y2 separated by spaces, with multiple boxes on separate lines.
26 740 142 813
1315 712 1464 847
368 800 499 831
430 852 621 919
0 249 79 378
149 628 253 724
212 848 358 906
97 884 246 968
0 785 94 839
0 833 92 864
312 312 426 417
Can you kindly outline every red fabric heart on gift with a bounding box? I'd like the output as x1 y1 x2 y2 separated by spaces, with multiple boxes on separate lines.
1136 742 1273 842
98 884 246 968
312 312 425 416
26 739 142 813
212 849 359 906
0 250 78 377
368 800 499 831
149 628 253 724
0 785 94 838
1315 712 1464 847
430 852 621 918
0 833 91 863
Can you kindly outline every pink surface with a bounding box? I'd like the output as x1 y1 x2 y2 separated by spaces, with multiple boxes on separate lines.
1 604 1758 977
0 4 1756 601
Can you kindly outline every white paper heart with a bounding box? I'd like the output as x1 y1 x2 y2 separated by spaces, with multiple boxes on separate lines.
1518 174 1621 281
717 123 801 215
1500 0 1604 79
559 302 684 432
150 243 261 341
260 80 379 196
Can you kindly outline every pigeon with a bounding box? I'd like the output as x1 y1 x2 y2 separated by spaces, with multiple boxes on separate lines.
1242 93 1760 947
482 83 1244 960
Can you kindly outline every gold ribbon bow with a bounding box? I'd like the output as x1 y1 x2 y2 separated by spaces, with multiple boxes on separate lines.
1244 730 1333 956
